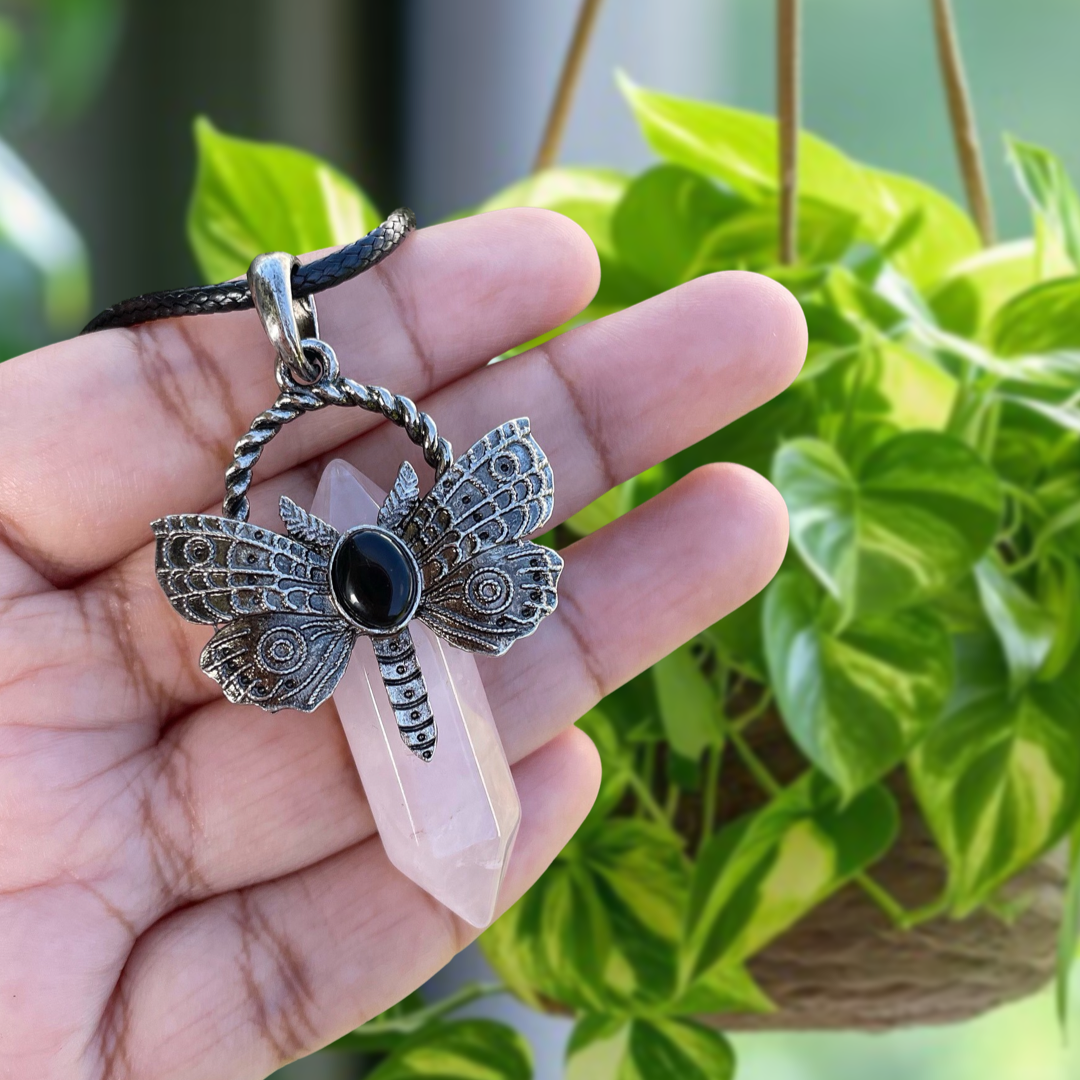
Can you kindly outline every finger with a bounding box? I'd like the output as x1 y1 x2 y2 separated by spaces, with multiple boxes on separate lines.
0 209 599 581
345 269 807 513
120 465 784 916
54 269 804 726
92 729 600 1080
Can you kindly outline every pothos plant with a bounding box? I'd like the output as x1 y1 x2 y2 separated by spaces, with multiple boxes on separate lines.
186 74 1080 1079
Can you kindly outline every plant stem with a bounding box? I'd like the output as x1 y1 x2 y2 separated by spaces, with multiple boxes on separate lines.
777 0 801 264
533 0 606 173
930 0 995 246
627 769 673 831
728 728 782 797
730 690 775 734
701 744 722 844
856 871 912 926
330 981 506 1049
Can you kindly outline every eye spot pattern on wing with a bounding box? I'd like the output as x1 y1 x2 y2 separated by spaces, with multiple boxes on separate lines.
419 541 563 656
200 613 356 713
153 514 336 625
400 419 556 592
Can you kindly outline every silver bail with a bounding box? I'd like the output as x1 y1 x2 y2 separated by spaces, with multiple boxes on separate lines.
248 252 322 383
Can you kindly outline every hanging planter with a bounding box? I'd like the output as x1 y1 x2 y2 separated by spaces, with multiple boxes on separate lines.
708 714 1068 1032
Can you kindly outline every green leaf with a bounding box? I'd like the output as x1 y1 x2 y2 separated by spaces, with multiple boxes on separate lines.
1006 135 1080 270
577 707 633 820
187 116 380 283
973 556 1055 694
611 164 747 288
565 482 634 537
764 571 953 796
990 275 1080 356
1038 556 1080 680
707 591 767 682
681 771 897 981
618 73 874 221
773 432 1002 618
864 168 980 291
565 465 666 538
365 1019 532 1080
870 341 958 432
666 963 774 1017
618 74 975 287
477 165 629 264
481 817 693 1014
652 643 721 761
911 632 1080 914
566 1018 735 1080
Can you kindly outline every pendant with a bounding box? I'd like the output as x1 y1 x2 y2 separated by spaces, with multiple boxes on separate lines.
314 459 521 926
150 250 562 923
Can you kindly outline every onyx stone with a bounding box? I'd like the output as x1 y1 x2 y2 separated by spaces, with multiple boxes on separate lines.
330 527 419 631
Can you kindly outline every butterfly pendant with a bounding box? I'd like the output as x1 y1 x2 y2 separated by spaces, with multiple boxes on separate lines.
152 418 563 762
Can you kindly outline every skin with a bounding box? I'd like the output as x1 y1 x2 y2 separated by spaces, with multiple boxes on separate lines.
0 209 806 1079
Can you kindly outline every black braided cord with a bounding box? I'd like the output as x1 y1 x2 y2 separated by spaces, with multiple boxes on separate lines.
80 207 417 334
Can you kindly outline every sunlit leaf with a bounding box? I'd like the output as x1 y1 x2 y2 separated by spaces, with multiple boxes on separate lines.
681 771 897 981
618 73 875 220
764 571 952 796
928 240 1044 338
187 116 380 283
864 168 980 290
911 632 1080 914
618 73 975 287
565 466 666 537
478 165 629 263
773 432 1002 618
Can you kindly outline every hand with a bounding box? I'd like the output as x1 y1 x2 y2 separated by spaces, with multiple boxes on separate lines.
0 210 805 1079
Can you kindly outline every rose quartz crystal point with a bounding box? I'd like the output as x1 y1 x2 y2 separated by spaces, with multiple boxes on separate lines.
311 458 520 928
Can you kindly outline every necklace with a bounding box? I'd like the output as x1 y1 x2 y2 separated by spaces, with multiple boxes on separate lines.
82 212 562 924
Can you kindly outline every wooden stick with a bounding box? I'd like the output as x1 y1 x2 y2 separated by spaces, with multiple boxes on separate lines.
777 0 801 264
532 0 606 173
931 0 995 246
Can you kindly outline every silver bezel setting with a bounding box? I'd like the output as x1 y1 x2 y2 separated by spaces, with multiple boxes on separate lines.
327 523 423 635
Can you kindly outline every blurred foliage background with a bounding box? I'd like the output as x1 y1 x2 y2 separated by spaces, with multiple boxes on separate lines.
6 2 1080 1079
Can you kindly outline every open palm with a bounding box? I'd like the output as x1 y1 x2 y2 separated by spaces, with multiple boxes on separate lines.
0 210 806 1079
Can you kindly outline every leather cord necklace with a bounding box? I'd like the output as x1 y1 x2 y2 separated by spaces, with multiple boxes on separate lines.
80 207 416 334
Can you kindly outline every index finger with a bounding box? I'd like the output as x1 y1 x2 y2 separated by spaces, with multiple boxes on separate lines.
0 209 599 583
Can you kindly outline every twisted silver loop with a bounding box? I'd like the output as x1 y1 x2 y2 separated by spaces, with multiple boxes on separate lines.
222 368 454 521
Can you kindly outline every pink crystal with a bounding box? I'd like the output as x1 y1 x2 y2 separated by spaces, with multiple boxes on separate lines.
311 458 521 927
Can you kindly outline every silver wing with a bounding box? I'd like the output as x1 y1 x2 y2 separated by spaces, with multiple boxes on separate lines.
152 507 356 712
200 612 357 712
394 418 564 655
